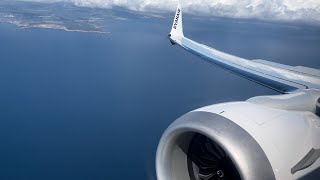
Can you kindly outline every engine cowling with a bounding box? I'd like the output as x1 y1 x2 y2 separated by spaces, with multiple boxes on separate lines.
156 92 320 180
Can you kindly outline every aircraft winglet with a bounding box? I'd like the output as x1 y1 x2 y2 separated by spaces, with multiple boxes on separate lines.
169 2 184 38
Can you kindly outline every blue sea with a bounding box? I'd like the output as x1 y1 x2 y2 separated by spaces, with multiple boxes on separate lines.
0 1 320 180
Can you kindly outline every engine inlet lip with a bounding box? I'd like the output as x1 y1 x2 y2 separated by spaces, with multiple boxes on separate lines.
156 111 276 180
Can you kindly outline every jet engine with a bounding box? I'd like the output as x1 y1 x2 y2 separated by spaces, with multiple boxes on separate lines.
156 91 320 180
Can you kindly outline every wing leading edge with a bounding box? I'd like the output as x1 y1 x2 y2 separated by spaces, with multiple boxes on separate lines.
169 3 320 94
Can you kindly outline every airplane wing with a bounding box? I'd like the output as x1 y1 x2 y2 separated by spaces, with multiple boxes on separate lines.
156 4 320 180
169 3 320 94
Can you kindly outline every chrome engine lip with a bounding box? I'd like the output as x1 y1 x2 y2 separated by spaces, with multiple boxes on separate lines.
156 111 276 180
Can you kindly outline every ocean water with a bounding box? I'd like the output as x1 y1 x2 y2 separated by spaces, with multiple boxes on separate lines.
0 2 320 180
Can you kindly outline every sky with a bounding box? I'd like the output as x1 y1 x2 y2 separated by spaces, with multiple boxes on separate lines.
20 0 320 25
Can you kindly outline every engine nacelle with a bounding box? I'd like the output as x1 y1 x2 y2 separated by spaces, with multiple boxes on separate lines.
156 92 320 180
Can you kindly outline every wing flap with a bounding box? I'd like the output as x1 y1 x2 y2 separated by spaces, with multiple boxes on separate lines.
253 59 320 78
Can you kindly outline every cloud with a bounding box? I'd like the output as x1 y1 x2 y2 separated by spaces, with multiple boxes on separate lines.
21 0 320 24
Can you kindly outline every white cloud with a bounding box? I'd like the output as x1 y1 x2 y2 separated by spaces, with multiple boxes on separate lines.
20 0 66 2
21 0 320 24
